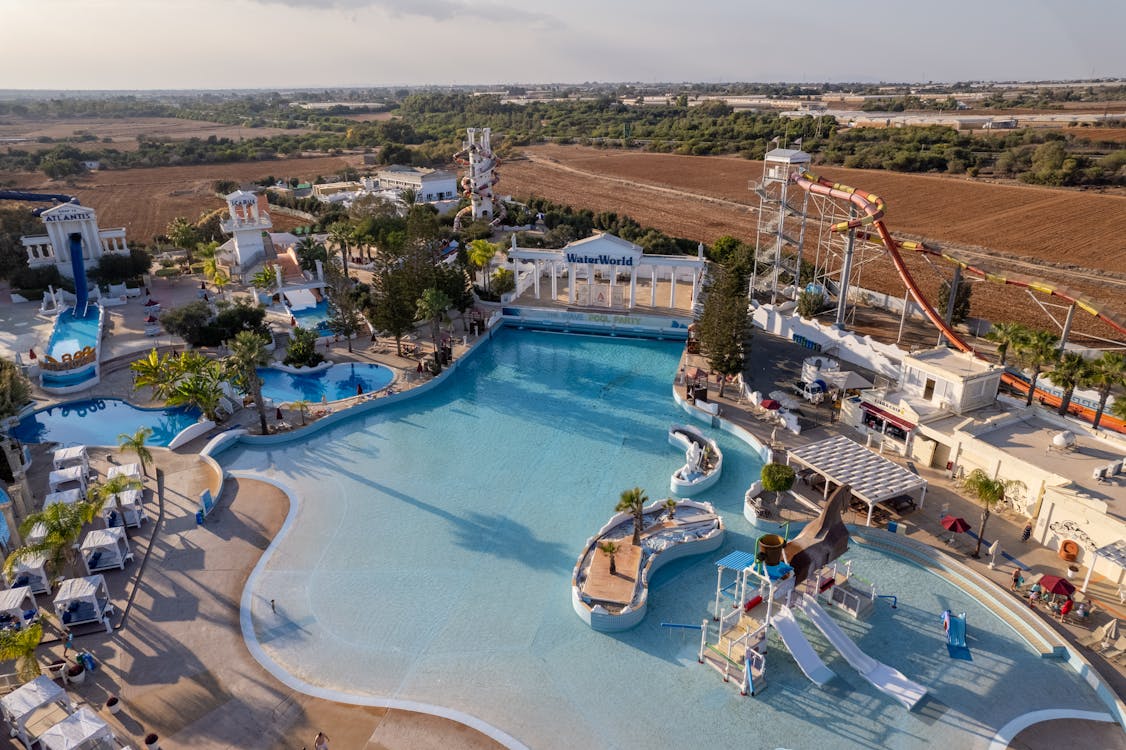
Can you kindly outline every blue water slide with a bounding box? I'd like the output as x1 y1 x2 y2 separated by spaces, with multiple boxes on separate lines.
0 190 79 215
69 233 89 318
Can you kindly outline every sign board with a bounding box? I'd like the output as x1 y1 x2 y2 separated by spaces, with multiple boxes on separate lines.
200 488 216 518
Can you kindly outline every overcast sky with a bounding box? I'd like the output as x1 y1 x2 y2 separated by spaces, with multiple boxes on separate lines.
2 0 1122 90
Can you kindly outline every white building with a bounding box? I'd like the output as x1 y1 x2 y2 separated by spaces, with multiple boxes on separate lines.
365 166 458 202
218 190 272 272
21 204 128 277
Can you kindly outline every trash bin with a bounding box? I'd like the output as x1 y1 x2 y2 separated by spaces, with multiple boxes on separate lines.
195 511 204 526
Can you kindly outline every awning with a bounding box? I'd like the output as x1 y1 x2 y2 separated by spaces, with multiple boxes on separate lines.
861 403 915 431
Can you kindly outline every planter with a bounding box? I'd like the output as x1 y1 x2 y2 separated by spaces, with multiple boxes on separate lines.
144 733 160 750
757 533 786 566
66 663 85 685
47 660 67 680
106 696 121 714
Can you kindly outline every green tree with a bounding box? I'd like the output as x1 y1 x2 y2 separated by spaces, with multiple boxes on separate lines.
166 368 224 422
165 216 200 265
117 427 154 478
958 469 1025 558
295 236 328 272
663 497 679 521
328 221 354 280
1110 395 1126 424
0 357 32 419
7 499 100 581
984 322 1028 366
760 463 796 505
250 266 278 292
938 278 973 326
0 622 45 683
89 473 143 527
1015 329 1060 407
416 287 451 371
1051 352 1090 416
324 262 366 353
290 399 311 426
1083 352 1126 430
467 239 497 293
225 331 272 435
282 327 324 368
598 540 619 575
796 290 824 319
696 264 751 397
615 487 648 547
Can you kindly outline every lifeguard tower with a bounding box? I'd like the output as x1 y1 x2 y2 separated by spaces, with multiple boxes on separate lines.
753 148 811 303
219 190 273 272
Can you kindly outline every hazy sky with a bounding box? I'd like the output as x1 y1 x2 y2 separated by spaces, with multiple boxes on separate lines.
2 0 1122 89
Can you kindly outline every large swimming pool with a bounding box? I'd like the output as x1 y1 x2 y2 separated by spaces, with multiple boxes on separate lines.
258 363 394 403
222 329 1108 750
11 398 201 447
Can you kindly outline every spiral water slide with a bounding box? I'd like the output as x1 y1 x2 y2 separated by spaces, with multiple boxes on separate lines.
790 169 1126 433
452 140 507 230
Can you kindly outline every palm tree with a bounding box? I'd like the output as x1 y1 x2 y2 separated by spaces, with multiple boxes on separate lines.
1015 329 1060 407
328 221 354 280
289 400 311 425
467 239 497 293
1110 396 1126 424
211 272 232 299
663 497 679 521
615 487 648 546
1051 352 1090 416
598 541 620 575
0 623 45 683
959 469 1025 558
1084 352 1126 429
250 266 278 293
118 427 154 478
416 287 452 370
400 187 418 208
130 348 175 400
225 331 272 435
7 500 99 580
166 373 223 422
89 474 143 528
984 322 1029 366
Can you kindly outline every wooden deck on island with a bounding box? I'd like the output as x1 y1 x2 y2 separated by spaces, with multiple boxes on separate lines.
582 542 643 606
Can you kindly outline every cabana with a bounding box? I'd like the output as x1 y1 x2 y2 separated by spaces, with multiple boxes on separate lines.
25 523 47 547
0 586 39 630
787 435 928 527
43 488 83 509
80 527 132 575
38 707 117 750
51 446 88 473
0 675 75 750
102 489 146 529
47 466 86 496
107 462 142 481
52 576 113 629
6 553 50 595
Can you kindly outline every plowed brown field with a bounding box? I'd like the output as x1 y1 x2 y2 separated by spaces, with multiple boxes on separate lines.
502 145 1126 339
1 154 362 240
0 117 313 152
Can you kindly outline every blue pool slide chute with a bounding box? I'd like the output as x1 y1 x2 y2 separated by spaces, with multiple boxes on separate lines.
0 190 79 215
69 232 89 319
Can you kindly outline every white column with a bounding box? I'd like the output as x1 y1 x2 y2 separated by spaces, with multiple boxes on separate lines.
552 262 558 301
866 502 874 527
1081 552 1097 593
650 268 657 307
691 270 700 306
533 260 541 299
608 268 615 308
629 268 637 309
669 267 677 309
568 264 575 304
588 264 594 305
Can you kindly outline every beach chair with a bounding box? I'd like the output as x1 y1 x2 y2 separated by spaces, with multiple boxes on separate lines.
1097 635 1126 660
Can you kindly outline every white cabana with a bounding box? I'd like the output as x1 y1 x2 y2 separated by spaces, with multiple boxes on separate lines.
47 466 86 496
51 446 88 472
0 586 39 630
25 523 47 547
53 575 113 629
43 488 84 509
787 435 928 526
102 489 146 529
38 707 116 750
80 527 132 575
6 553 50 595
106 462 142 481
0 675 75 750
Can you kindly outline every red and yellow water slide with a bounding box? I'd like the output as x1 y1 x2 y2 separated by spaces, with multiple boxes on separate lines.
790 169 1126 434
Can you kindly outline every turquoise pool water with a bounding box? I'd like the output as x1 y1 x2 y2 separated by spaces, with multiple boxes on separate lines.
222 329 1107 750
11 398 200 446
289 300 332 334
259 363 394 403
47 306 100 359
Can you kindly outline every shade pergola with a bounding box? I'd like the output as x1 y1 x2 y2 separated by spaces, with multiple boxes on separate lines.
787 435 928 526
1081 539 1126 594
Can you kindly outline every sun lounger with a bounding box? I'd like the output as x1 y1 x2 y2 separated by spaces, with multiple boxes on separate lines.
1098 635 1126 660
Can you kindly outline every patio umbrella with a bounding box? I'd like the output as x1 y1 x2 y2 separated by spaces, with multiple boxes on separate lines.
144 315 158 323
760 399 782 411
941 515 971 533
1037 575 1076 597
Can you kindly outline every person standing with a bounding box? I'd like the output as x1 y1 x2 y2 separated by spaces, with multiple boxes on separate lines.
1059 597 1074 623
1021 522 1033 543
1011 569 1023 591
314 731 330 750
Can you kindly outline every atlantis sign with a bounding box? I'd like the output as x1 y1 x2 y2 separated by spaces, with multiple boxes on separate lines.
565 252 636 267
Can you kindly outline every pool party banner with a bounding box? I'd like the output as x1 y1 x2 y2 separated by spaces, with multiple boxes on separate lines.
502 306 691 338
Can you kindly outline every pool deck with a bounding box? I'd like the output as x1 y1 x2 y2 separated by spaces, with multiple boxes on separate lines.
5 273 1126 748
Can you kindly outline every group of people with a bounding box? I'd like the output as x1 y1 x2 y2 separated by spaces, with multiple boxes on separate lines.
1012 569 1089 623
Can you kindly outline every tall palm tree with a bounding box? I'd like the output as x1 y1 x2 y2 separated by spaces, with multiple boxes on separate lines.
328 221 354 280
225 331 272 435
959 469 1025 558
1051 352 1090 416
118 427 154 478
89 473 143 528
1084 352 1126 429
416 287 451 370
615 487 649 546
289 400 310 426
1015 329 1060 407
1110 395 1126 424
211 272 232 299
0 623 45 683
130 348 175 400
984 322 1029 366
467 239 497 293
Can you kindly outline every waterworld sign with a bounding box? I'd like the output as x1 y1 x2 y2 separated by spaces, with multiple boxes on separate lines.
565 251 639 267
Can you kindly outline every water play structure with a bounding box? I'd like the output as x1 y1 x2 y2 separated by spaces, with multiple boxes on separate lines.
668 424 723 494
452 127 506 230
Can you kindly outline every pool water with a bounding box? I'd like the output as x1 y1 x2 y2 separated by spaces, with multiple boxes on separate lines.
223 329 1107 750
290 300 332 333
258 363 394 403
11 398 201 447
47 306 100 359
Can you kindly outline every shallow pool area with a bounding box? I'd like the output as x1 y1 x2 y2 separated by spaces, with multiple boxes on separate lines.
11 398 201 447
222 329 1109 750
46 306 100 359
258 362 394 403
288 300 332 334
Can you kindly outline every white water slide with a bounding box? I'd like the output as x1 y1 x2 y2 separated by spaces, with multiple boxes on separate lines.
771 604 835 686
799 595 927 709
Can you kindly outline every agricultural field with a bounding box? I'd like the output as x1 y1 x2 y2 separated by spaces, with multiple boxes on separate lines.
0 116 313 152
501 144 1126 338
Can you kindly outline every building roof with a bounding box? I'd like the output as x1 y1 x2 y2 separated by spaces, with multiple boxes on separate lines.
904 347 998 379
564 232 643 254
764 148 811 164
788 435 928 506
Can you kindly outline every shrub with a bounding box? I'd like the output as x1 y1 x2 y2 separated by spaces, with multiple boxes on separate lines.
797 291 825 319
282 327 324 368
491 268 515 295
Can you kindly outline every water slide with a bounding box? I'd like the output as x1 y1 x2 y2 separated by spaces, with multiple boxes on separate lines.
0 190 79 214
943 610 971 660
68 233 89 319
791 169 1126 434
771 603 835 686
798 595 927 709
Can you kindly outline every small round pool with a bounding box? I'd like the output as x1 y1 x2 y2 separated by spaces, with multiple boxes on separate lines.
10 398 201 447
258 362 394 403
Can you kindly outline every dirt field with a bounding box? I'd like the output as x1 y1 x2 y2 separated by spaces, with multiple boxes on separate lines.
1065 126 1126 143
501 145 1126 339
0 117 312 153
0 154 361 240
336 112 397 122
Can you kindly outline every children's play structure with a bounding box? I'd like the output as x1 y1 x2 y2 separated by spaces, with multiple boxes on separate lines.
697 485 928 708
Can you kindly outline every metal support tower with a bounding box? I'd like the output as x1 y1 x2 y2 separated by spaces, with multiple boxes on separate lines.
753 148 811 303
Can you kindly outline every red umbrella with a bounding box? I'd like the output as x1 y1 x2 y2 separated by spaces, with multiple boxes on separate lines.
1037 575 1076 597
144 315 158 323
760 399 782 411
941 515 971 533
